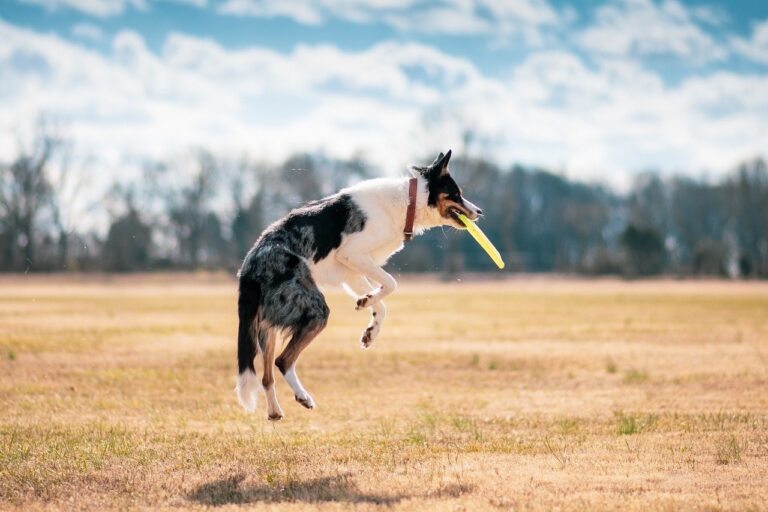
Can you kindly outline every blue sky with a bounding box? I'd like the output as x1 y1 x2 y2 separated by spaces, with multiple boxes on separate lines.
1 0 767 185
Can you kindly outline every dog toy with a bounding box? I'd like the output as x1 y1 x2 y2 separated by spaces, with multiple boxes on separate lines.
455 213 505 269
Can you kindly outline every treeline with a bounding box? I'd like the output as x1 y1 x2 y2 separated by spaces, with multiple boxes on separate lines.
394 158 768 278
1 131 767 277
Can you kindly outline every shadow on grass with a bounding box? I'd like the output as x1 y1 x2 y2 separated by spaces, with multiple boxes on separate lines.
187 473 407 506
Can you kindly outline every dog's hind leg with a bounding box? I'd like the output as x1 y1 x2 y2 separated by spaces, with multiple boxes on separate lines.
258 326 284 421
275 293 329 410
343 273 386 348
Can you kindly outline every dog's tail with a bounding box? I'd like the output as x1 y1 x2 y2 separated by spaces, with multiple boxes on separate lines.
236 277 261 412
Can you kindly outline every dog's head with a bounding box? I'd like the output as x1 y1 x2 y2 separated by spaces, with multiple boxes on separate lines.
410 150 483 228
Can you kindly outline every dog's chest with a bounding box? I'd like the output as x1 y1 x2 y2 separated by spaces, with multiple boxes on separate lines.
371 239 405 265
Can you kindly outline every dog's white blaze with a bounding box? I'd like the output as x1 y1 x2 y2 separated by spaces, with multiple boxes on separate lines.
236 370 259 413
461 197 482 217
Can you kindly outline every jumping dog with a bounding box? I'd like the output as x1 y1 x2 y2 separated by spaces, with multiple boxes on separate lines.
236 150 483 420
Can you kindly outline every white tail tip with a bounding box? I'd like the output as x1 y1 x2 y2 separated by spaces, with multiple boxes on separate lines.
236 370 259 412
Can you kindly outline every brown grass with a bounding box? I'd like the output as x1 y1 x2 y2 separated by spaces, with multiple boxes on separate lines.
1 275 768 511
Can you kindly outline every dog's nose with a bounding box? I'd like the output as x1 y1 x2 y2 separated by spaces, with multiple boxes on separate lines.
476 208 483 216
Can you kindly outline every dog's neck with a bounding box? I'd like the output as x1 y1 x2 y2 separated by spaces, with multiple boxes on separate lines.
410 175 446 234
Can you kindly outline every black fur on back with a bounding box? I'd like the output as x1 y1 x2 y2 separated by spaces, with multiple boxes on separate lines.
255 193 366 263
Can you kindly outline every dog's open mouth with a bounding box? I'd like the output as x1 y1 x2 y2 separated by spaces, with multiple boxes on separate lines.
448 207 466 227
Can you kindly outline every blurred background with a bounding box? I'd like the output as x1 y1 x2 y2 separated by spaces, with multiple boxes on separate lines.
0 0 766 277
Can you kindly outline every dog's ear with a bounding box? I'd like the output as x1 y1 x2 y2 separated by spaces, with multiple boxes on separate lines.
409 149 452 179
408 165 428 178
435 150 451 174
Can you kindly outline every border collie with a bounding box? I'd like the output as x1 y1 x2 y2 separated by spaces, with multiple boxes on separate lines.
236 150 482 420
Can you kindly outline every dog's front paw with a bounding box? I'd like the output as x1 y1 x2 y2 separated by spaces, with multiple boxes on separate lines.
360 325 375 348
355 290 379 310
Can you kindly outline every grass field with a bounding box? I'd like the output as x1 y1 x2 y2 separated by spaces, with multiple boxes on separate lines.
1 275 767 511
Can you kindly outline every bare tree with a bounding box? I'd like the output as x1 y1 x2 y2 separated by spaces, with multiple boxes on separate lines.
0 126 60 271
103 187 153 272
153 150 221 268
47 147 95 270
620 224 665 277
726 158 768 276
229 158 265 264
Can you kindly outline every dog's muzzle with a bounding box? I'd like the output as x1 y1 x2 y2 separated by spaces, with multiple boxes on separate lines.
459 198 483 221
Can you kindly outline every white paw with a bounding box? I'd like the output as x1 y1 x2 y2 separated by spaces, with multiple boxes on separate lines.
295 392 315 410
360 322 380 348
267 404 284 421
355 288 382 310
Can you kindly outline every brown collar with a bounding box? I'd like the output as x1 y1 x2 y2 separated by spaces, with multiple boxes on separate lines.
404 177 418 242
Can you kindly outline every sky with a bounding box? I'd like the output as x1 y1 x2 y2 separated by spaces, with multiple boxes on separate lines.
1 0 767 186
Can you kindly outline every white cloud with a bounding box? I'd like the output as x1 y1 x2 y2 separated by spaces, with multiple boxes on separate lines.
0 19 479 172
577 0 727 63
689 5 728 26
17 0 204 16
168 0 206 7
730 19 768 65
217 0 569 44
217 0 323 24
71 22 105 42
0 18 766 192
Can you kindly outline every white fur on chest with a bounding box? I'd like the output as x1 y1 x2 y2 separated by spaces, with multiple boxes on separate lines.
307 177 415 286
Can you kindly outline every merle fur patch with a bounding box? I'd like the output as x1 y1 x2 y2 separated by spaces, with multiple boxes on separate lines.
237 193 364 334
253 194 366 263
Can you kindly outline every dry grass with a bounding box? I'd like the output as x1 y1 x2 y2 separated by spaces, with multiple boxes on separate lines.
1 275 767 511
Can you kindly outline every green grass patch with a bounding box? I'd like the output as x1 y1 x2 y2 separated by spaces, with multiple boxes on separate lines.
615 412 657 435
715 435 746 465
622 368 649 385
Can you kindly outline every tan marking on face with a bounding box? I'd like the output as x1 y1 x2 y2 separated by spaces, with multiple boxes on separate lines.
437 193 469 222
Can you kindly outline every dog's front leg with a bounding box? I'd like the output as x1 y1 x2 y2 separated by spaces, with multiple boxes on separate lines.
336 253 396 310
343 273 386 348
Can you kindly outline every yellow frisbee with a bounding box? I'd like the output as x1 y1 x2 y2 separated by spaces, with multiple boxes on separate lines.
455 213 505 269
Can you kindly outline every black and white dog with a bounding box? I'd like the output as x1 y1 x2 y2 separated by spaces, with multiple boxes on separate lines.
236 150 483 420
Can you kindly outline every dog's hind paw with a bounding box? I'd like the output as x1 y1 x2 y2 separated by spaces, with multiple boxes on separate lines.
295 393 315 409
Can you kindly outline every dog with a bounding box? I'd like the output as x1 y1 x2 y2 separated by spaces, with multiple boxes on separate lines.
236 149 483 420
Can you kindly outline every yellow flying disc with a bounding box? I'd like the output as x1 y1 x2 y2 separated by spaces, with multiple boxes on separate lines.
456 213 505 269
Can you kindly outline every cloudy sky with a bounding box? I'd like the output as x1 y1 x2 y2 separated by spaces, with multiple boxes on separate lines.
1 0 767 184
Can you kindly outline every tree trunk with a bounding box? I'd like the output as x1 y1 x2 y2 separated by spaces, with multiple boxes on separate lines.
22 219 34 271
58 230 69 270
3 226 17 270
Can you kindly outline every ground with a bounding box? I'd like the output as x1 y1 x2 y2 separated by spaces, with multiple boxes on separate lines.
1 274 767 511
